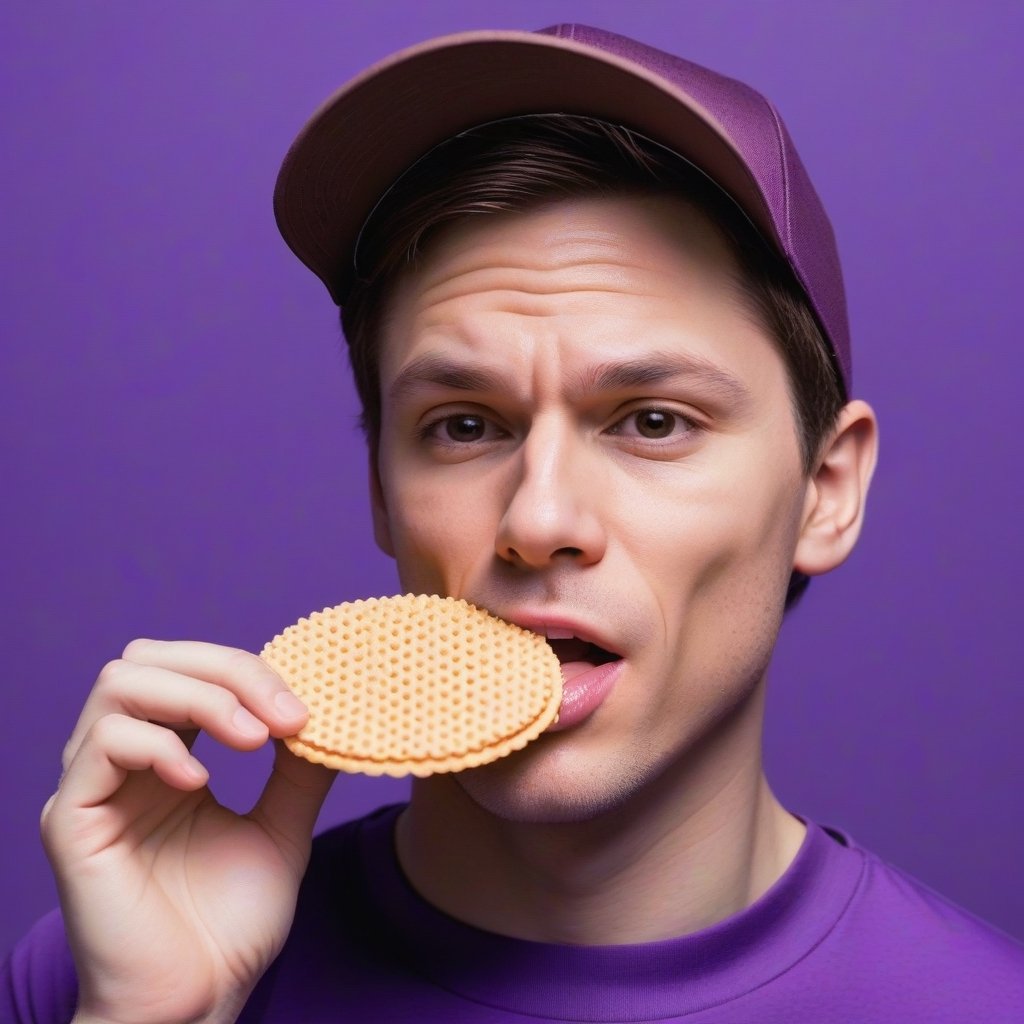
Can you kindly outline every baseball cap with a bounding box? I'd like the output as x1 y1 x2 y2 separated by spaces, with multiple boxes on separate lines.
274 23 851 394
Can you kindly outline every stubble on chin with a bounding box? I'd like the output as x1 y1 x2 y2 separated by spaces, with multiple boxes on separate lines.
448 737 660 826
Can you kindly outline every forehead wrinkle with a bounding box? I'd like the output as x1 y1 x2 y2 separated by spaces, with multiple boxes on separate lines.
415 256 661 308
417 288 663 324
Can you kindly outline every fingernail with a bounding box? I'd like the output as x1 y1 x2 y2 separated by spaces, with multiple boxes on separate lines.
232 706 266 737
274 690 307 718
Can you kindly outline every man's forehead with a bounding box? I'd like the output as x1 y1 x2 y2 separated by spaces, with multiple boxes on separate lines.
401 193 736 303
378 193 749 365
373 195 784 413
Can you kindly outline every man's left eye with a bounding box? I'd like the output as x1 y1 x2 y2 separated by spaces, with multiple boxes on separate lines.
611 408 692 440
633 410 675 438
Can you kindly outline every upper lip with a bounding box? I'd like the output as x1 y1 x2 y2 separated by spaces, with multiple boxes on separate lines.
500 611 624 658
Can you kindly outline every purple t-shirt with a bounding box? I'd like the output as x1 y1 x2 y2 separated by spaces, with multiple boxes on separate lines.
5 802 1024 1022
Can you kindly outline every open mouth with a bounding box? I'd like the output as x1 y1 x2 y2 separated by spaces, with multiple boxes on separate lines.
545 637 621 666
541 631 625 731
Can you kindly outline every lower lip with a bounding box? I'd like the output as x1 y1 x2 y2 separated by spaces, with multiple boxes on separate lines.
546 660 624 732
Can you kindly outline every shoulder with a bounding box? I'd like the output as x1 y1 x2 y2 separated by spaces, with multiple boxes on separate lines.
1 907 78 1024
856 842 1024 958
825 830 1024 1013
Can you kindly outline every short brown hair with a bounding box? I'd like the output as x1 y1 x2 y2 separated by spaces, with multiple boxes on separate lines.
340 115 846 607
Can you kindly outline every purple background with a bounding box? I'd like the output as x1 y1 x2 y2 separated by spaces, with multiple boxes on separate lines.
2 1 1022 957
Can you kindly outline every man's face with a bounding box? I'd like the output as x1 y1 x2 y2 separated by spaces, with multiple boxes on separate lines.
372 194 815 823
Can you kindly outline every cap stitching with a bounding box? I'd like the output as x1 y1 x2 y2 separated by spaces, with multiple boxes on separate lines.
761 95 848 393
763 97 793 251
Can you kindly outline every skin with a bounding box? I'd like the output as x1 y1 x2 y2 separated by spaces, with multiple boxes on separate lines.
373 194 878 943
45 192 876 1023
43 643 335 1024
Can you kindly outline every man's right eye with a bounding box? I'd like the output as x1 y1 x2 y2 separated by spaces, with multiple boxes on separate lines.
418 412 505 447
443 415 487 442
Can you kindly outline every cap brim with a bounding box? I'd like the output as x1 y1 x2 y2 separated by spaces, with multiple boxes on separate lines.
274 28 778 305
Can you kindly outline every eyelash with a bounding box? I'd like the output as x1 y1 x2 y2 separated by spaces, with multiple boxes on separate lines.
418 406 702 448
414 414 502 450
605 407 700 443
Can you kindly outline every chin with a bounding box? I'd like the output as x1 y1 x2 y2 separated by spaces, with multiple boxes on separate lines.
452 735 657 825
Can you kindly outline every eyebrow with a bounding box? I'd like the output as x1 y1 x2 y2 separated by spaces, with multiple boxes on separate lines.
389 353 517 403
570 352 753 406
388 349 753 408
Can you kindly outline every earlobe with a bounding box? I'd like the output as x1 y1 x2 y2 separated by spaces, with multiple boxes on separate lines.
368 451 396 558
793 399 879 577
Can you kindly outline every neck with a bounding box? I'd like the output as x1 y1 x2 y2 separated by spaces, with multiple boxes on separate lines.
396 679 806 944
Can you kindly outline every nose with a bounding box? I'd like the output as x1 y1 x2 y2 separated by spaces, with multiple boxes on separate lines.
495 418 607 570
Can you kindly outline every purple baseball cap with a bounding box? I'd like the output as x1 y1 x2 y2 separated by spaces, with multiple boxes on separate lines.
274 23 852 394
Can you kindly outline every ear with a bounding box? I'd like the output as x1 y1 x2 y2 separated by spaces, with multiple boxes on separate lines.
793 399 879 576
368 448 395 558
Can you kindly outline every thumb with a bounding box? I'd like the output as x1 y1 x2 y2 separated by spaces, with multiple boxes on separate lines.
250 741 336 857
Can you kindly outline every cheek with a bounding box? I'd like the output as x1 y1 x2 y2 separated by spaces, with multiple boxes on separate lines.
627 455 805 669
622 467 794 589
695 435 804 575
380 463 496 593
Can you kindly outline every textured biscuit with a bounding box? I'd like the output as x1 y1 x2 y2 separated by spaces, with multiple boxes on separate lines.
260 595 562 777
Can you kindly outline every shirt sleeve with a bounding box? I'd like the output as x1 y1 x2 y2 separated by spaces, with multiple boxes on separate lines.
1 909 78 1024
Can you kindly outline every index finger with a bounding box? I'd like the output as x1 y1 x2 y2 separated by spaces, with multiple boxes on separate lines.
121 638 308 735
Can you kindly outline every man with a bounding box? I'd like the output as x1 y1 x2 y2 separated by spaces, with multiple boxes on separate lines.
4 23 1023 1023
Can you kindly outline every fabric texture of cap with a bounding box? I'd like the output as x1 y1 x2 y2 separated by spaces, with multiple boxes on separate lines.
274 23 851 393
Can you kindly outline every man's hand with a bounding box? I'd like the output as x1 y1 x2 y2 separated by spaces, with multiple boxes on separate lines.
40 639 336 1024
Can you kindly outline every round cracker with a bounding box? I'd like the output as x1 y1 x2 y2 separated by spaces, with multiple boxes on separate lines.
259 594 562 777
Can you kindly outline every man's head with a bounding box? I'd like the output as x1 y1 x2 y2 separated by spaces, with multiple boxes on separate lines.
339 114 847 609
274 26 878 822
275 24 867 614
361 184 874 823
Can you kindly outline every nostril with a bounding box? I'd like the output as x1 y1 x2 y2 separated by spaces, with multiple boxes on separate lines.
504 545 582 565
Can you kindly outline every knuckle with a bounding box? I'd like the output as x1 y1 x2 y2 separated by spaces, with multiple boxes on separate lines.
95 657 131 692
39 792 59 833
158 727 188 759
223 646 267 685
121 637 154 661
261 659 285 687
89 711 127 747
210 686 241 720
